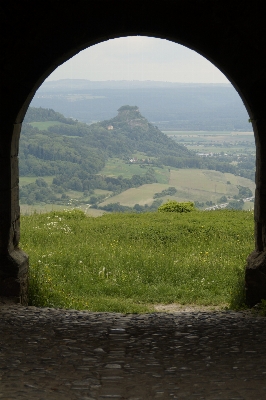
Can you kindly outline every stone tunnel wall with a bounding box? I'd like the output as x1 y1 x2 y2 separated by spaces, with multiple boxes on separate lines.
1 0 266 305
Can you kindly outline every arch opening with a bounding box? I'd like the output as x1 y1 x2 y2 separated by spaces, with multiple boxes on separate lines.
15 36 255 310
1 2 265 307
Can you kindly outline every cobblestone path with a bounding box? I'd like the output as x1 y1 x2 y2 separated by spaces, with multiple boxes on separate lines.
1 305 266 399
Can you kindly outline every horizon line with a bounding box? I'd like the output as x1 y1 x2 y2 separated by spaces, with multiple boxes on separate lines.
44 78 230 85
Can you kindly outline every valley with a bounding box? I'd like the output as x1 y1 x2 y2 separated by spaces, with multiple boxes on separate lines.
19 101 255 214
165 130 255 156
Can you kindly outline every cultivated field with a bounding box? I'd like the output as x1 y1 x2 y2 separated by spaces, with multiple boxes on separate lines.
164 130 255 155
98 169 255 207
99 183 170 206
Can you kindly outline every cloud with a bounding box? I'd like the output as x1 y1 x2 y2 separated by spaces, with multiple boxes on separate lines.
46 36 229 83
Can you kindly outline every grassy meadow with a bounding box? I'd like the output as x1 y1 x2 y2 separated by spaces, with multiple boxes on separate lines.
20 176 55 186
20 209 254 313
99 183 170 207
100 158 170 184
29 121 66 130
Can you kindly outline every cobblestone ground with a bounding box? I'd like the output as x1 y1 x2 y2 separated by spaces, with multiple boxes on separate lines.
1 304 266 399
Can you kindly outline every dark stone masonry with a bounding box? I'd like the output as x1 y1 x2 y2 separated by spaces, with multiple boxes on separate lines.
2 2 266 398
1 304 266 399
1 1 266 304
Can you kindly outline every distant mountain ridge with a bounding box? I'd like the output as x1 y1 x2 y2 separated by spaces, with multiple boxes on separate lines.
31 79 251 131
39 79 231 91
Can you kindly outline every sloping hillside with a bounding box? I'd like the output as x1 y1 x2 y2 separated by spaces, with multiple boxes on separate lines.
19 106 254 208
20 105 194 178
20 106 194 205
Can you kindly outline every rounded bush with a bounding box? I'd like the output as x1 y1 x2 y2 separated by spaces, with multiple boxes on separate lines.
158 200 195 213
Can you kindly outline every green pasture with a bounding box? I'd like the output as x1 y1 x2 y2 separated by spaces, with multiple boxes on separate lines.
100 158 169 184
99 169 255 207
20 209 254 313
94 189 112 196
20 176 55 186
100 158 144 177
29 121 66 130
99 183 170 206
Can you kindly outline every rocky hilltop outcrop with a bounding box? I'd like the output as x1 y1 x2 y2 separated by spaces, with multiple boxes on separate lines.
100 105 192 158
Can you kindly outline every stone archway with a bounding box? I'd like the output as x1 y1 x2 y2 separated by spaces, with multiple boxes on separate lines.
1 0 266 305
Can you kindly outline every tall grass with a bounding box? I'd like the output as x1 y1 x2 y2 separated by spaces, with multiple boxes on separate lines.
20 209 254 313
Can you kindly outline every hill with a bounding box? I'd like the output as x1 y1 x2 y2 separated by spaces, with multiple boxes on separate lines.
97 105 192 158
20 106 194 205
23 105 193 157
20 106 254 210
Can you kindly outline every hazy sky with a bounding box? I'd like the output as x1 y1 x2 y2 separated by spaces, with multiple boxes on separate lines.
46 36 229 84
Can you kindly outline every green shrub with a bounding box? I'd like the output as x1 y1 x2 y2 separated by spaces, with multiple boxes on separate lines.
158 200 195 213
